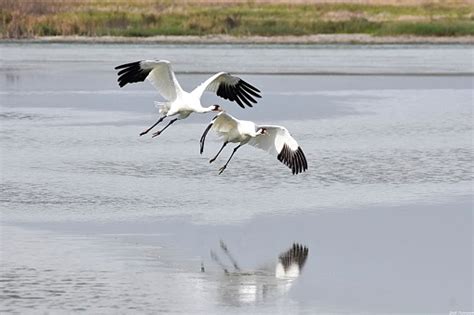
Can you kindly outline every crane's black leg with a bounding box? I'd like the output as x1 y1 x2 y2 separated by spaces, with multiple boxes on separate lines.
140 115 166 136
220 240 241 271
209 141 228 163
152 118 178 138
218 144 242 175
210 250 229 275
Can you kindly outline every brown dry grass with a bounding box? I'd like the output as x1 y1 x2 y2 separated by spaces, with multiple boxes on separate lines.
131 0 474 4
186 0 472 3
4 0 474 5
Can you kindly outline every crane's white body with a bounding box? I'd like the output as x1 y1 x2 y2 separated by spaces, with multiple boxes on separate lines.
155 90 211 120
212 113 261 144
142 60 221 118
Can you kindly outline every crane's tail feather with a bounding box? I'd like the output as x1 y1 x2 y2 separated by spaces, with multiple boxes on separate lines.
154 101 171 115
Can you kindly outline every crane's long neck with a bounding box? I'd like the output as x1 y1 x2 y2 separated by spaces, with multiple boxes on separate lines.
250 127 264 138
248 131 259 138
195 105 215 114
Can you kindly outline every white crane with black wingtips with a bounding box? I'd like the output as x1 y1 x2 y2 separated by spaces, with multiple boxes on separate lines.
114 60 262 137
208 241 309 305
200 112 308 175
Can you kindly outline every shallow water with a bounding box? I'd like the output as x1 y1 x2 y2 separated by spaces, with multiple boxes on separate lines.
0 43 473 313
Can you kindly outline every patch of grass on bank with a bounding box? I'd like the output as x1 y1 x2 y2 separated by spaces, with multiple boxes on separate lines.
378 21 474 36
1 1 473 38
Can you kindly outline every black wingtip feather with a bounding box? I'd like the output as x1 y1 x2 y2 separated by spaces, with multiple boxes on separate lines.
240 84 261 99
277 144 308 175
240 80 261 93
215 78 261 109
238 88 257 104
114 61 141 70
278 243 309 272
114 61 151 88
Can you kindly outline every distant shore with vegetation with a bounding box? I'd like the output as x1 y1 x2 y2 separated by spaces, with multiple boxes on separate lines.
6 34 473 45
1 0 473 42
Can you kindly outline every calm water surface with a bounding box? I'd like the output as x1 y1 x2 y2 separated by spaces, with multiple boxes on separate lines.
0 43 472 314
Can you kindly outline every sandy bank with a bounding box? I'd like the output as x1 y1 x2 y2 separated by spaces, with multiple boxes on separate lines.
4 34 474 45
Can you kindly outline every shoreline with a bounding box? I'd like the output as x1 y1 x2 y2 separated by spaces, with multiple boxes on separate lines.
3 34 474 45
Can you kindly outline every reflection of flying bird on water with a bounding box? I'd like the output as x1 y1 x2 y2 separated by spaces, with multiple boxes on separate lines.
114 60 262 137
206 240 309 305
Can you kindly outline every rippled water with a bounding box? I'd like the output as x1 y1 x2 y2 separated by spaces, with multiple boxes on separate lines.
1 86 471 223
1 43 472 313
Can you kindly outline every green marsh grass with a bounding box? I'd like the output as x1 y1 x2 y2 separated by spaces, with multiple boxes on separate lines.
1 0 473 38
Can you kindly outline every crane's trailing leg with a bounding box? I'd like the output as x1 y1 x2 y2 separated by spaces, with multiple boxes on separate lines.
140 116 166 136
210 250 229 274
209 141 228 164
219 240 241 271
218 144 242 175
152 118 178 138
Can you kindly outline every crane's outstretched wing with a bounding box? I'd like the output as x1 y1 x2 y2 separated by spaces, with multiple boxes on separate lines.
275 243 309 279
191 72 261 109
248 125 308 175
115 60 183 101
200 112 239 154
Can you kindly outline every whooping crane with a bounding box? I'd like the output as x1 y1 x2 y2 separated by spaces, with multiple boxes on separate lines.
210 240 309 277
114 60 262 137
208 241 309 304
200 112 308 175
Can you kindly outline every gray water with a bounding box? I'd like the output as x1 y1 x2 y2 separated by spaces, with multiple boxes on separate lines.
0 43 473 314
